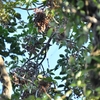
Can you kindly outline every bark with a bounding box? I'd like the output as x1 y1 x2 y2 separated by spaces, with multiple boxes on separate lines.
0 56 12 100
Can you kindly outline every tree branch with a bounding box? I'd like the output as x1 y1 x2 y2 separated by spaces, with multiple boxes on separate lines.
14 5 44 10
21 33 55 67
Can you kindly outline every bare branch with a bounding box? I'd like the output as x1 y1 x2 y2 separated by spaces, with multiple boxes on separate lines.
38 49 47 66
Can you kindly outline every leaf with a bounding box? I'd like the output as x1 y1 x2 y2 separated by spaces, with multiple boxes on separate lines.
58 84 64 88
62 76 67 80
24 95 35 100
77 0 84 9
11 93 20 99
6 37 14 43
14 13 21 19
59 54 64 58
54 65 59 71
68 56 75 65
96 87 100 92
66 89 72 97
75 71 82 79
59 28 65 33
77 80 82 86
70 83 77 87
77 34 88 47
10 55 18 60
17 25 23 29
0 26 3 33
47 28 53 37
60 71 66 75
43 77 53 82
54 76 61 80
50 72 55 75
85 56 92 64
39 38 45 43
0 51 9 57
7 27 16 33
92 56 100 63
11 22 17 26
85 90 91 97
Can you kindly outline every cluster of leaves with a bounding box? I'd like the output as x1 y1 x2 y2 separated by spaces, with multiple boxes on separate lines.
0 0 100 100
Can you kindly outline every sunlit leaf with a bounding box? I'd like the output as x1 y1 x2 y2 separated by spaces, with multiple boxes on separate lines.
65 89 72 97
68 56 75 65
85 90 91 97
77 80 82 86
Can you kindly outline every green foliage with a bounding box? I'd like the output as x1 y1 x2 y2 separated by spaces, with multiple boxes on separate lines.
0 0 100 100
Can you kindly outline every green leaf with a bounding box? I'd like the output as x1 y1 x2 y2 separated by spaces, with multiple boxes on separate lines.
75 71 82 79
17 25 23 29
11 22 17 26
59 28 65 33
60 71 66 75
0 51 9 57
85 56 91 64
10 55 18 60
50 72 55 75
24 95 35 100
7 27 16 33
14 13 21 19
68 56 75 65
96 87 100 92
54 76 61 80
0 26 3 33
85 90 91 97
58 84 64 88
92 56 100 63
6 37 14 43
77 0 84 9
43 77 53 82
59 54 64 58
47 28 53 37
70 83 77 87
54 65 59 71
77 34 88 47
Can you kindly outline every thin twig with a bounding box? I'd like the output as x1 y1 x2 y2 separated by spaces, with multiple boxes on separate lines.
47 58 50 68
15 5 44 10
41 64 45 75
27 9 30 16
53 17 59 24
38 49 47 66
42 86 52 100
